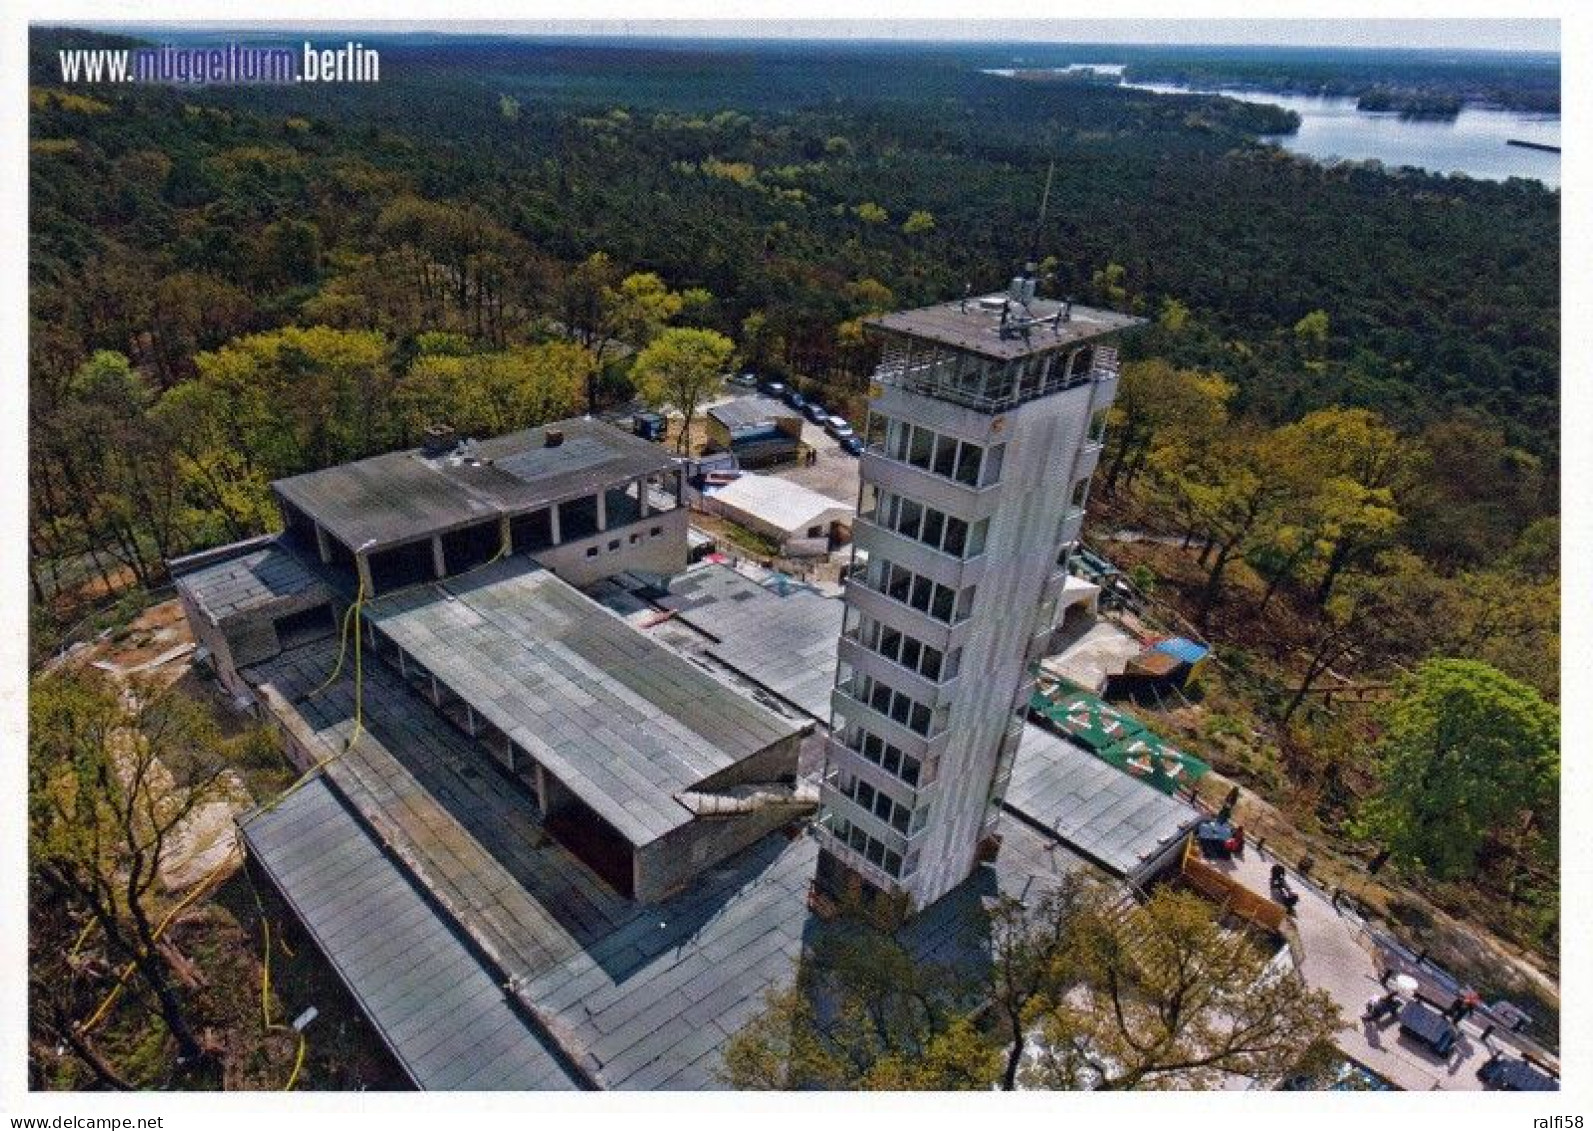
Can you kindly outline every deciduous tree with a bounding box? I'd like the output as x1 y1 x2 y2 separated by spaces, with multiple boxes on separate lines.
630 328 736 453
1356 659 1558 880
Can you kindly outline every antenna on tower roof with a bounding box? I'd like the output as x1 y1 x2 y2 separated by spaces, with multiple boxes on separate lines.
1028 159 1056 268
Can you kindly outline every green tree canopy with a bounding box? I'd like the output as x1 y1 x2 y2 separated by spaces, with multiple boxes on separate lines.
1357 659 1559 880
629 327 735 453
1028 887 1341 1090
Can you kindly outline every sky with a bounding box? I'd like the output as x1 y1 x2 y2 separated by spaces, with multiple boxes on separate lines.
83 18 1560 53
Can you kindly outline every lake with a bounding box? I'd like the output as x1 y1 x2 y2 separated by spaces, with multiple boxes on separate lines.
1126 82 1560 187
983 68 1560 187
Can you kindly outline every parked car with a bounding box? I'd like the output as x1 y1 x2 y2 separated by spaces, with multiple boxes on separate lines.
1396 1001 1459 1058
804 402 829 424
1478 1055 1558 1091
758 379 787 398
631 411 667 442
783 388 807 410
727 371 757 388
825 416 854 439
839 435 864 456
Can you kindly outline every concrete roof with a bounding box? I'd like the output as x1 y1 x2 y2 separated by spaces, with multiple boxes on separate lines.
239 777 583 1090
272 418 676 554
866 294 1140 361
655 564 846 720
238 628 1104 1091
867 295 1144 361
707 474 854 537
362 559 804 846
172 539 330 627
238 635 1092 1089
1039 614 1145 695
1002 723 1201 881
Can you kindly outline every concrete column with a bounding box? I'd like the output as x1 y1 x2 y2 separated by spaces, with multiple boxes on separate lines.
465 704 477 738
535 765 549 815
595 491 607 532
315 523 332 564
429 674 440 706
355 553 373 595
431 536 447 578
637 477 650 518
549 504 561 546
499 515 513 556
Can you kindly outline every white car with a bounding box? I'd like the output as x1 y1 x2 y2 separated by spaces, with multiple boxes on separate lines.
825 416 854 439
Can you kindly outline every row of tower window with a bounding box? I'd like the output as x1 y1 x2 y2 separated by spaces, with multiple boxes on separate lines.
858 556 977 625
846 608 961 683
842 670 946 738
829 771 929 837
839 723 925 788
823 812 909 880
869 416 1006 489
863 488 989 560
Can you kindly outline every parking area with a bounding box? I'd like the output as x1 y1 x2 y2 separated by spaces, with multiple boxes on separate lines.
773 422 860 505
708 380 862 506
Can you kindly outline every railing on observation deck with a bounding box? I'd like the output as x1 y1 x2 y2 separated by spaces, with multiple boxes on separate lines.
872 339 1120 414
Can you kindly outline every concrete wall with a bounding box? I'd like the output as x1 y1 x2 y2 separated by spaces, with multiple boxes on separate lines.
180 591 248 698
531 507 689 588
636 803 797 903
635 731 804 902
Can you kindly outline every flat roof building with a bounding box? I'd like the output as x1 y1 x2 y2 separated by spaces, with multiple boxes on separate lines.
704 396 802 468
358 560 807 899
273 417 689 595
174 390 1212 1090
703 474 854 555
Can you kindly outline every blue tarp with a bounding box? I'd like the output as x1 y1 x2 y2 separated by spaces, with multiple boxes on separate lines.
1153 636 1210 664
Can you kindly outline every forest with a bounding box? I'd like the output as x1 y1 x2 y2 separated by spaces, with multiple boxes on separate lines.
26 27 1560 1084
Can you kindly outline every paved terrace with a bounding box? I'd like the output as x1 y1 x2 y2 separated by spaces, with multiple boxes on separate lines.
243 634 1093 1088
1212 845 1500 1090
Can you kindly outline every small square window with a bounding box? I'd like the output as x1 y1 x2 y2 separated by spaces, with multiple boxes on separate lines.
650 525 663 537
608 539 620 552
585 547 599 558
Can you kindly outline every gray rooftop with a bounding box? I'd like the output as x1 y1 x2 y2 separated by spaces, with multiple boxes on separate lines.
655 564 845 721
239 633 1091 1088
1003 723 1201 880
239 777 583 1090
706 395 799 431
362 559 805 846
273 418 676 553
867 295 1143 361
172 540 330 627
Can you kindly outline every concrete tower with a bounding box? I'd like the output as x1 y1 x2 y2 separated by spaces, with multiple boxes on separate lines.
815 280 1143 911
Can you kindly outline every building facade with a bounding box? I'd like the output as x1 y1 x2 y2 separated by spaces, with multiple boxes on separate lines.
816 287 1142 910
